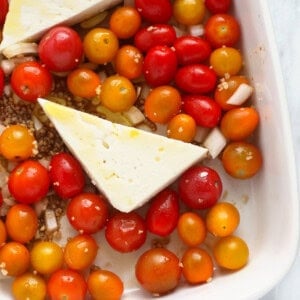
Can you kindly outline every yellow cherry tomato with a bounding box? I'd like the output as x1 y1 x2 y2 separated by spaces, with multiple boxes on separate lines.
173 0 206 25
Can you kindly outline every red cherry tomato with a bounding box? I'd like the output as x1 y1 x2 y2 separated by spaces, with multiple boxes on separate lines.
182 95 222 128
38 26 83 72
0 0 8 25
205 0 231 14
173 36 212 65
135 0 172 24
134 24 176 53
0 68 4 97
205 14 240 48
146 188 180 237
143 45 177 87
105 211 147 253
179 165 223 210
8 160 50 204
49 152 85 199
10 61 53 102
47 269 87 300
67 193 109 234
175 64 217 94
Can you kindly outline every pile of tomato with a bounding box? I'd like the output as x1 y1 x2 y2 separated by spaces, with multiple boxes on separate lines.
0 0 263 299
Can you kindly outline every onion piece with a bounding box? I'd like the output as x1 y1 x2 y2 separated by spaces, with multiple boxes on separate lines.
0 59 15 76
45 209 58 233
122 106 145 125
188 24 204 37
2 42 38 59
193 126 210 144
226 83 254 105
202 127 227 159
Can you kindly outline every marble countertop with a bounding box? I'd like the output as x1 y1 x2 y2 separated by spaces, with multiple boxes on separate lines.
262 1 300 299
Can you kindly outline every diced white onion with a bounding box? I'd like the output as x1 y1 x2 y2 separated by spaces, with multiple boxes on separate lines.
33 115 43 131
2 42 38 59
188 24 204 37
173 25 187 38
98 70 107 82
34 198 49 217
193 126 210 143
136 123 153 132
202 127 227 159
226 83 254 105
45 209 58 232
139 83 151 100
122 106 145 125
0 59 15 76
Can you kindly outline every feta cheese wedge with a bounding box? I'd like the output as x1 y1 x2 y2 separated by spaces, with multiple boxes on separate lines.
38 99 208 212
0 0 122 53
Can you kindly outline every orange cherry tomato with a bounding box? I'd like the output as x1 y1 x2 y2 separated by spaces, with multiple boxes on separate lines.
30 241 64 275
177 212 207 246
167 113 196 142
64 234 98 271
181 247 214 284
114 45 143 79
173 0 206 25
215 75 249 111
206 202 240 237
67 68 101 99
0 124 35 161
12 272 47 300
83 28 119 64
144 85 182 124
213 235 249 270
87 269 124 300
0 219 7 247
0 241 30 276
109 6 142 39
5 204 38 243
222 141 263 179
100 75 137 112
210 46 243 77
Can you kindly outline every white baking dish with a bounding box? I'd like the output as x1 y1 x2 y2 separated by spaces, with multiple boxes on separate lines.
0 0 298 299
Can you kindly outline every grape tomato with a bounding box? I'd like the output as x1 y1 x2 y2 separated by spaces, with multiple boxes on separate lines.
0 0 8 25
205 0 232 14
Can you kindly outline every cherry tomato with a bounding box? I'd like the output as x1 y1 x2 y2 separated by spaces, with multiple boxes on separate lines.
64 234 98 271
215 75 249 111
0 67 4 97
0 219 7 247
221 142 263 179
177 212 207 246
135 0 172 24
5 204 38 243
144 85 182 124
109 6 141 39
12 273 47 300
205 14 240 48
87 269 124 300
47 269 87 300
105 211 147 253
67 68 101 99
173 0 206 25
179 165 223 210
135 247 181 295
0 0 8 25
220 107 259 141
134 24 176 53
67 192 108 234
181 247 214 284
83 28 119 65
182 95 222 128
175 64 217 94
210 46 243 77
205 0 231 14
0 242 30 277
213 235 249 270
206 202 240 237
0 124 35 161
8 160 50 204
39 26 83 72
173 36 212 66
49 152 85 199
30 241 64 275
10 61 53 102
114 45 143 80
167 113 197 143
100 75 137 112
146 188 180 237
143 45 177 87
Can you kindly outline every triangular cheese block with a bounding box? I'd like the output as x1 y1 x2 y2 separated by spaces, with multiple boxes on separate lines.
38 99 208 212
0 0 122 53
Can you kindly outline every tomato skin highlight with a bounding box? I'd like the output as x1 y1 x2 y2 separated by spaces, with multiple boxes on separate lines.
179 165 223 210
146 188 180 237
175 64 217 94
183 95 222 128
49 152 86 199
143 45 177 87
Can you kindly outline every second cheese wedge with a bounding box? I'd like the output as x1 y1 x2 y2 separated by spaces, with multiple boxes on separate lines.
38 99 208 212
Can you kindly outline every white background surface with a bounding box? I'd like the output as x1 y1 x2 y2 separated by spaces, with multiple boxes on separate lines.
262 1 300 299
